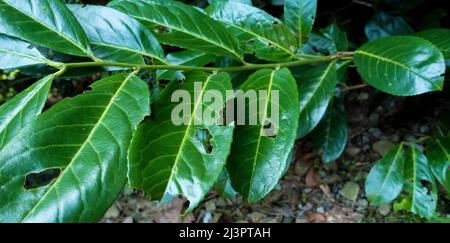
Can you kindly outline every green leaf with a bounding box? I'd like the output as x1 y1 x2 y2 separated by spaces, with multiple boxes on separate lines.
416 29 450 65
0 34 57 70
354 36 446 96
307 23 348 54
0 75 54 149
311 98 348 163
109 0 243 61
427 138 450 193
365 144 405 205
227 68 299 203
284 0 317 48
0 0 93 57
207 0 297 62
90 45 145 71
69 4 166 64
297 61 337 138
395 146 437 218
365 12 414 41
128 71 235 212
0 73 150 222
214 169 237 198
157 50 217 81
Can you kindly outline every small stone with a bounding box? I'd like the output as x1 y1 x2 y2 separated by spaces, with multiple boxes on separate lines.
295 216 308 223
377 204 391 216
247 212 266 223
202 212 213 223
307 213 326 223
104 204 120 218
122 216 133 223
345 147 361 157
356 199 369 208
357 92 369 101
369 128 382 138
205 200 216 211
316 207 325 214
216 198 227 207
339 182 360 202
372 140 395 156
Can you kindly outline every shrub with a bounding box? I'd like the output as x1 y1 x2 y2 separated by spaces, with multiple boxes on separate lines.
0 0 448 222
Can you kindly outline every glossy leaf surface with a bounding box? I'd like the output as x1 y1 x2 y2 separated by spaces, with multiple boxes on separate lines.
284 0 317 47
0 73 150 222
427 138 450 193
0 35 53 70
416 29 450 65
354 36 446 96
311 98 348 163
365 144 405 205
297 61 337 138
395 146 437 218
128 71 235 212
0 75 53 149
207 0 297 62
109 0 243 61
365 12 413 41
0 0 92 57
157 50 216 81
69 4 166 64
227 68 299 203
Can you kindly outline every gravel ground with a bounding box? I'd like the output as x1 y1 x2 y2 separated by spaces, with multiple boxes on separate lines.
102 88 450 223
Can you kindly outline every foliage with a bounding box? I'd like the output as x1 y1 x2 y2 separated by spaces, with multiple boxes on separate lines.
0 0 449 222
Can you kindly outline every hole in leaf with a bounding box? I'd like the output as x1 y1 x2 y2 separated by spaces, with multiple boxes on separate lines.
420 180 433 194
194 128 213 154
154 26 170 34
247 39 256 46
24 168 61 190
262 119 277 138
159 79 171 89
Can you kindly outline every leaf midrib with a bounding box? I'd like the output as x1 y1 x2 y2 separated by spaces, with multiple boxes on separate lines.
0 75 53 148
91 41 167 64
2 0 91 57
21 73 134 222
162 73 215 199
355 50 442 91
372 145 403 204
248 70 275 201
223 19 294 57
121 1 242 61
299 62 335 117
0 49 48 64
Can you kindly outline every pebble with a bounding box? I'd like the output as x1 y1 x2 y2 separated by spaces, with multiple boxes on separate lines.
104 204 120 218
372 140 395 156
316 207 325 214
339 182 360 202
377 205 392 216
345 147 361 157
122 216 134 223
357 92 369 101
369 128 382 138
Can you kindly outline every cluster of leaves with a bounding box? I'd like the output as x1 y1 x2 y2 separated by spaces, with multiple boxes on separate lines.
0 0 448 222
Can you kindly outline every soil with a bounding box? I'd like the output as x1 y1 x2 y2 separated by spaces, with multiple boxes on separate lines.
101 87 450 223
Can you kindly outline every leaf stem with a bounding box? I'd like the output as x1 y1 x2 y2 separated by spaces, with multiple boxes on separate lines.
61 52 353 73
